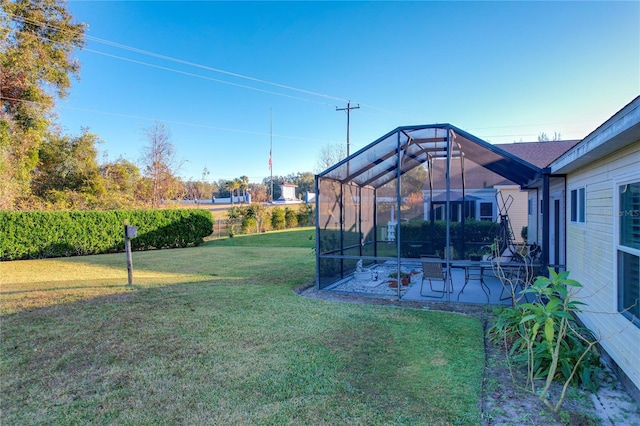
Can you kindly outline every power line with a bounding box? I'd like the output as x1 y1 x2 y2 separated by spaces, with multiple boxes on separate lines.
84 48 336 107
6 12 347 104
83 35 350 104
1 95 339 145
6 11 420 120
4 11 595 143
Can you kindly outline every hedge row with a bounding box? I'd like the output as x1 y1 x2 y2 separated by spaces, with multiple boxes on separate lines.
399 219 499 258
0 209 214 261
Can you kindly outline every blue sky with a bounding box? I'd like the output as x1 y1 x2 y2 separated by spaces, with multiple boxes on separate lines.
58 1 639 183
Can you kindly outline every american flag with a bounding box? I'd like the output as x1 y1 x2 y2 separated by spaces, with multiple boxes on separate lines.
268 148 272 170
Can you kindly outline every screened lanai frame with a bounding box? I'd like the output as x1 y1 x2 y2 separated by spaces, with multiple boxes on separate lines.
315 123 551 300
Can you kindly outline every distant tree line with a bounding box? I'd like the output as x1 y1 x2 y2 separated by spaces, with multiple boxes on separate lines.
225 203 314 237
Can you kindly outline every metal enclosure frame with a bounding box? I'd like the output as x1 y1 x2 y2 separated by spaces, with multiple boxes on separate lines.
315 124 547 300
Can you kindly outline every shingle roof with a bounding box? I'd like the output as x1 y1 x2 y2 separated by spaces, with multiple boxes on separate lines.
418 140 580 191
495 140 580 169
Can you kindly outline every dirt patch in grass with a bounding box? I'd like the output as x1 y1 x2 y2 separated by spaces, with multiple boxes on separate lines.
298 286 640 426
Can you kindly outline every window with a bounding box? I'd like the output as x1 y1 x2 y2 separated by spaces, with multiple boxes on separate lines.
433 205 444 221
528 199 533 215
464 200 476 220
479 202 493 221
618 181 640 327
450 203 460 222
570 187 585 223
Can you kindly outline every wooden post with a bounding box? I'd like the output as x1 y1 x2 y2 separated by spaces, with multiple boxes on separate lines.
124 225 137 285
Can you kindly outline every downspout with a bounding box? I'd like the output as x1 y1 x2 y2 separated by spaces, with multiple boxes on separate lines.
562 175 567 271
541 169 550 273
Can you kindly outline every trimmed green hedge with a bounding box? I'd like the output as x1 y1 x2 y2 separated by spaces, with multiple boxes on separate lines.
0 209 213 261
399 219 498 258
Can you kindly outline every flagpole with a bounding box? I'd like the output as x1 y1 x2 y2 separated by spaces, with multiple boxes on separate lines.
270 108 273 203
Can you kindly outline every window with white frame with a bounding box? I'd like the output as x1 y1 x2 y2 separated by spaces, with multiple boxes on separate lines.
618 181 640 327
479 202 493 221
570 187 586 223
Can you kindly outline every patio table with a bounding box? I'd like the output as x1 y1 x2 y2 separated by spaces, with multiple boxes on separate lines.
451 260 492 302
419 258 542 303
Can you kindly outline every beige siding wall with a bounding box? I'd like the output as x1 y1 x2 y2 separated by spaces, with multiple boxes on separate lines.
496 186 528 243
566 141 640 391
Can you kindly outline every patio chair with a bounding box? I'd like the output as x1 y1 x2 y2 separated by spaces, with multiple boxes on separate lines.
420 256 451 298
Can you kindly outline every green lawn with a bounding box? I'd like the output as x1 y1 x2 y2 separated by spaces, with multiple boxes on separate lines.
1 228 485 425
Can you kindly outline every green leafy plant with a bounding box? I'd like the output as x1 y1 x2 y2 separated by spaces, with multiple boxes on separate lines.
488 238 537 307
489 269 601 413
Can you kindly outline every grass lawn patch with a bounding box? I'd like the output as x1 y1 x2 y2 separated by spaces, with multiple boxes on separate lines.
1 228 484 425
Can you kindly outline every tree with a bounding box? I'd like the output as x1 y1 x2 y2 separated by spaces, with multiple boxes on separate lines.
271 207 286 230
248 182 268 202
214 178 230 197
401 164 427 197
101 156 141 207
315 142 346 173
140 122 183 207
292 171 314 196
226 179 240 204
184 167 212 202
538 132 562 142
201 167 211 201
31 128 105 201
284 207 298 228
1 0 86 208
238 175 249 202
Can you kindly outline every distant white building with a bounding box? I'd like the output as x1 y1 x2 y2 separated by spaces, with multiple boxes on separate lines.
280 183 297 201
272 182 303 205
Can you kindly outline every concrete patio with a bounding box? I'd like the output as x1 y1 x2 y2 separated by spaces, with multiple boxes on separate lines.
325 261 530 306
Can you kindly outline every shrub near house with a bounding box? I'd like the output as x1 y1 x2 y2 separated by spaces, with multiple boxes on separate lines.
398 219 498 258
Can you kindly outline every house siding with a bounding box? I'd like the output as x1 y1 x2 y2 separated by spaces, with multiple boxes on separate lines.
496 186 528 243
565 141 640 392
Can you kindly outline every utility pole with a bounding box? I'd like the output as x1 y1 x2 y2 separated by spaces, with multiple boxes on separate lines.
336 101 360 158
269 108 273 202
